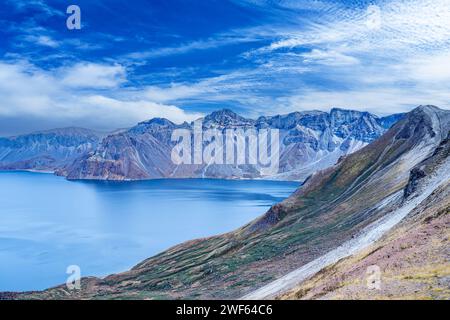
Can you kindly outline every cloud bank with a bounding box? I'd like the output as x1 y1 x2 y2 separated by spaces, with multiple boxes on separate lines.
0 61 202 135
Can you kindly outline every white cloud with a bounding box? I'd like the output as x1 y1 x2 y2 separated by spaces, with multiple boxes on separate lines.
400 51 450 82
126 40 221 60
24 35 59 48
136 64 306 109
0 61 202 133
143 84 208 103
231 0 339 13
0 62 58 116
125 34 257 61
260 0 450 58
275 87 450 116
232 0 450 115
59 63 127 89
301 49 359 66
80 95 201 124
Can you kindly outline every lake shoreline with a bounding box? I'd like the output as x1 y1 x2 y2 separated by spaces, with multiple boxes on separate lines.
0 172 298 292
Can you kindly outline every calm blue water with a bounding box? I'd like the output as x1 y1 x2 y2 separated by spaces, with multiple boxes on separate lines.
0 171 298 291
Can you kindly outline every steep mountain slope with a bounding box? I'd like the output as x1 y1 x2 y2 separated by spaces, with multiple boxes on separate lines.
61 108 402 181
16 105 448 300
279 134 450 300
0 128 101 171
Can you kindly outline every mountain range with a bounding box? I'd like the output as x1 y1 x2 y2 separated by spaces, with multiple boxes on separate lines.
10 105 449 300
0 108 404 181
0 127 101 171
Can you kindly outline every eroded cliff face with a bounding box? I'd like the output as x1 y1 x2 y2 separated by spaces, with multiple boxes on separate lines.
14 106 448 300
61 108 403 181
0 127 101 171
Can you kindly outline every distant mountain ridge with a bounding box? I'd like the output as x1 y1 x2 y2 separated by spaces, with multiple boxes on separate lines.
0 108 404 181
0 127 101 171
60 108 404 181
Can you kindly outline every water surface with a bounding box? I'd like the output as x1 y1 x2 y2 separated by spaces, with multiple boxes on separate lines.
0 171 298 291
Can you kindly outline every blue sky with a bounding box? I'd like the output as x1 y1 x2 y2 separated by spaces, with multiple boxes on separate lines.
1 0 450 135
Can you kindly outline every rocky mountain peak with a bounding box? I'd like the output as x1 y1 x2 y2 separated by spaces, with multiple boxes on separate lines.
131 118 176 135
395 105 450 142
203 109 254 127
139 118 175 127
415 105 441 112
330 107 369 122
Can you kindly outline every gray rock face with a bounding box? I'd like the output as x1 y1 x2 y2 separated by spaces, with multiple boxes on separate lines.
61 108 404 181
0 128 101 171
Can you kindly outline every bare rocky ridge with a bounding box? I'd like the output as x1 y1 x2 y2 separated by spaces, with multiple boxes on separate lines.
0 127 101 171
60 108 402 181
279 132 450 300
12 105 448 300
